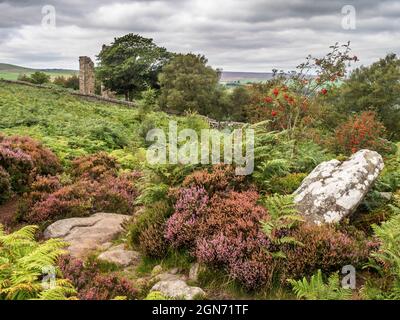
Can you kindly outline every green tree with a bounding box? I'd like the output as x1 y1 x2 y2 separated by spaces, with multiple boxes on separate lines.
335 53 400 139
97 34 171 101
158 53 221 117
228 86 251 121
30 72 50 85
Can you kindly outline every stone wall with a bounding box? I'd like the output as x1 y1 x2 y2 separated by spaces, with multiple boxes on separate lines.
79 56 95 95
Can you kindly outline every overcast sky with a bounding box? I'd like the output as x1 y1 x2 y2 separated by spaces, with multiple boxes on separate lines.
0 0 399 72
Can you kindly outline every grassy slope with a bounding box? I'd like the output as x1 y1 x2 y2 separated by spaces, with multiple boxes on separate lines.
0 63 77 81
0 82 168 165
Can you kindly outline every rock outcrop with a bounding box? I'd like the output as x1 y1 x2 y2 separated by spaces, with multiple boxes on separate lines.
97 244 141 267
294 149 384 225
151 277 205 300
43 213 129 258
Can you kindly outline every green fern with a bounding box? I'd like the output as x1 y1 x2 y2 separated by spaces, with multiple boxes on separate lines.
0 224 77 300
361 213 400 299
260 194 304 257
288 270 352 300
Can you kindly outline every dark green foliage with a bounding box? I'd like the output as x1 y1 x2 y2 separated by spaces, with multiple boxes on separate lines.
159 53 222 118
30 71 51 84
128 200 173 258
0 166 11 204
334 53 400 139
97 33 171 101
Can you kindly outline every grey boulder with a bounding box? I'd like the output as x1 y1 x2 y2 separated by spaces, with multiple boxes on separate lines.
294 149 384 225
43 213 130 258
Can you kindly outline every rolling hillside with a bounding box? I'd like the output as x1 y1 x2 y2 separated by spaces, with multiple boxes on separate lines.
0 63 77 80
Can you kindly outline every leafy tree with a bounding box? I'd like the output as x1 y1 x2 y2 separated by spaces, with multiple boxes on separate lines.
227 86 251 121
97 34 171 101
335 53 400 139
158 53 221 117
30 71 51 85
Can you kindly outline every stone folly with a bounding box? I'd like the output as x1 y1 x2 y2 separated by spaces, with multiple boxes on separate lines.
79 56 95 95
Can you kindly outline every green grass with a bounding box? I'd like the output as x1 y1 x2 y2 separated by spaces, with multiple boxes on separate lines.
0 71 77 81
0 81 208 167
0 63 77 81
0 80 212 175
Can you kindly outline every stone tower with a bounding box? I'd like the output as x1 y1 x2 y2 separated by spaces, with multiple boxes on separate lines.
79 56 95 95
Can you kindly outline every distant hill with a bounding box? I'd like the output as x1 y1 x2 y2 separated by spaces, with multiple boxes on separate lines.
0 63 77 80
220 71 274 83
0 63 34 73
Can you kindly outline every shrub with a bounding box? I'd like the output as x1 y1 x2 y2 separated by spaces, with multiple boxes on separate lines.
64 75 79 90
165 186 210 248
17 74 32 82
129 200 172 247
30 71 50 84
138 222 169 258
0 225 76 300
280 223 372 282
166 188 273 289
71 152 120 181
58 255 138 300
269 172 307 194
18 171 141 224
0 135 61 193
333 111 390 155
0 166 11 204
182 164 248 194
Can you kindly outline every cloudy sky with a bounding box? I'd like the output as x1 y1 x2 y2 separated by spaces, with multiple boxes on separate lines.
0 0 399 72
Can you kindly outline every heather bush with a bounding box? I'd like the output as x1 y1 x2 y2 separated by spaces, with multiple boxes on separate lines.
18 171 141 224
0 166 11 204
182 164 249 194
165 186 210 248
0 135 61 192
138 222 169 258
280 223 373 282
71 152 120 180
129 200 173 254
166 189 274 289
58 255 138 300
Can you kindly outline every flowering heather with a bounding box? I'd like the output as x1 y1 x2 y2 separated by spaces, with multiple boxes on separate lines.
165 186 209 247
71 152 120 181
182 164 248 194
58 255 138 300
19 170 141 224
166 188 273 289
0 135 61 192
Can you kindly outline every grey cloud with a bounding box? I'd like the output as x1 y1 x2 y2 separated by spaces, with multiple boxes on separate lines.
0 0 399 71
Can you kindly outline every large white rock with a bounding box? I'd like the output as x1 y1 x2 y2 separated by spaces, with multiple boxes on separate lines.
43 213 130 258
294 149 384 225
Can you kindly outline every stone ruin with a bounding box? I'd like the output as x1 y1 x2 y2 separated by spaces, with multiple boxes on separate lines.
79 56 117 98
79 56 95 95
